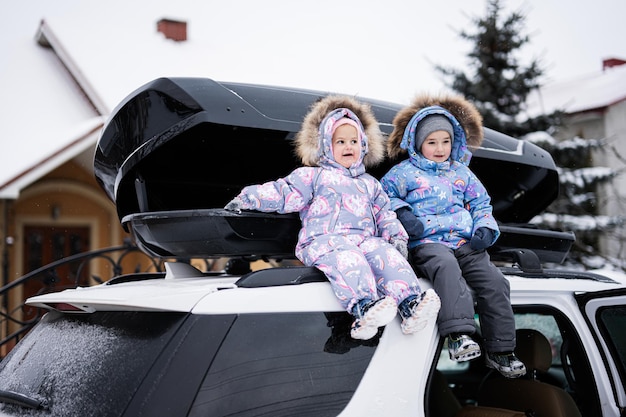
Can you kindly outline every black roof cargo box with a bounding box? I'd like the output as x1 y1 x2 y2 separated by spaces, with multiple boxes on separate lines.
95 77 567 261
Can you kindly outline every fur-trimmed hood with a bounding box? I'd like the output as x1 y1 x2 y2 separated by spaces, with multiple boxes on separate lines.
295 95 385 173
386 93 483 166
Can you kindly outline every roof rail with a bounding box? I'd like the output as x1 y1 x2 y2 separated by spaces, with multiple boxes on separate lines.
236 266 326 288
497 249 543 273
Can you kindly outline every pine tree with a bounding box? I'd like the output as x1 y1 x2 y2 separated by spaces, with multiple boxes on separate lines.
436 0 561 136
526 133 624 270
437 0 623 270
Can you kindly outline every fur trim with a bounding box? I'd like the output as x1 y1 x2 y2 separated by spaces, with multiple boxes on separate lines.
387 93 483 160
295 95 385 167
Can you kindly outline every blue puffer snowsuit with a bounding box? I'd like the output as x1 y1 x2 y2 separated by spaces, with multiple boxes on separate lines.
233 95 423 313
381 93 516 353
381 106 498 250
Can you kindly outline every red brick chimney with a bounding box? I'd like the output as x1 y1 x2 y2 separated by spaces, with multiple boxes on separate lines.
603 57 626 71
157 18 187 42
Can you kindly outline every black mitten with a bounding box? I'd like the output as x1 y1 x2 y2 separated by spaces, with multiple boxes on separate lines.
470 227 495 250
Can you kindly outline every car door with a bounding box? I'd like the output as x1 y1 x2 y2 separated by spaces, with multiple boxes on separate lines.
579 288 626 416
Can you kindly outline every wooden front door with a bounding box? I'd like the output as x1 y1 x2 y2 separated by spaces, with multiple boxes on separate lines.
22 225 90 316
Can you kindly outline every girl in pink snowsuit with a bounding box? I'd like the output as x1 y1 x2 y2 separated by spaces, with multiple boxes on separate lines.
225 95 440 340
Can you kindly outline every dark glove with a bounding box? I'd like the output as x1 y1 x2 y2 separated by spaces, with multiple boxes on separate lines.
390 237 408 259
224 197 244 214
395 207 424 239
470 227 495 250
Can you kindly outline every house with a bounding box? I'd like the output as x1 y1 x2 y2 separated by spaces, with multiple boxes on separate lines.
526 58 626 261
0 17 202 354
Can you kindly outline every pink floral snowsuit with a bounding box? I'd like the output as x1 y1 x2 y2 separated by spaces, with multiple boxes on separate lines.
233 108 422 312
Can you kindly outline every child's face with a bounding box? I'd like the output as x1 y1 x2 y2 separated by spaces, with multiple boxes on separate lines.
332 124 361 168
420 130 452 163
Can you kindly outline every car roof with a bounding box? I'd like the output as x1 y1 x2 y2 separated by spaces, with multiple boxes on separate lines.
26 263 626 314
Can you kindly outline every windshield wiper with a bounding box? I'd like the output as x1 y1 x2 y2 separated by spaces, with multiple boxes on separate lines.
0 389 48 410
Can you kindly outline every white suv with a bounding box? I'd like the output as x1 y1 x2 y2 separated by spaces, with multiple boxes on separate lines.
0 78 624 417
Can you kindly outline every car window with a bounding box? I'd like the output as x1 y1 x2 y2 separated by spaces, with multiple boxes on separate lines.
0 311 186 417
515 312 562 365
431 307 600 417
435 313 564 372
0 310 378 417
597 306 626 386
189 312 378 417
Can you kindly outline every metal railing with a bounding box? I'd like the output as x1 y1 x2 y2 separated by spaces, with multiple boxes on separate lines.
0 238 163 357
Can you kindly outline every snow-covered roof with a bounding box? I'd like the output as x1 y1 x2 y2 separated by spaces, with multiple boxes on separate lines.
0 20 105 198
526 63 626 117
0 16 220 199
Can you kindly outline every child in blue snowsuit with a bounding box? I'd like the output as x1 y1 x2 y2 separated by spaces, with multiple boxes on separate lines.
225 95 440 340
380 93 526 378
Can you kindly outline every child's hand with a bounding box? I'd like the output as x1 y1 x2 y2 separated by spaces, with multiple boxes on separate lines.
395 207 424 239
224 197 244 214
470 227 495 250
390 237 408 259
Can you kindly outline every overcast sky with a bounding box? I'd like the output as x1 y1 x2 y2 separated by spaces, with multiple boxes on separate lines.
2 0 626 104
